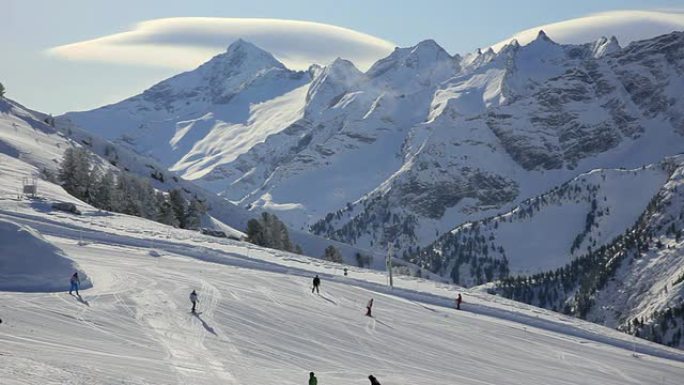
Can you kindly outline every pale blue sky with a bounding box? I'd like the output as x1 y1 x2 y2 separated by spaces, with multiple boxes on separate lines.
2 0 683 113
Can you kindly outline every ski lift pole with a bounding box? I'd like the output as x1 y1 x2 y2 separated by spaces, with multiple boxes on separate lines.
386 242 393 289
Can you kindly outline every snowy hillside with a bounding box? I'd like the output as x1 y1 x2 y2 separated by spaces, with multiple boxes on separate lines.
411 161 672 286
62 31 684 261
1 153 684 384
492 156 684 348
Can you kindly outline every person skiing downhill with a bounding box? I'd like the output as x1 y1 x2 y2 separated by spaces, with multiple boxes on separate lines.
69 272 80 296
365 298 374 317
189 290 199 313
312 275 321 294
368 375 382 385
456 293 462 310
308 371 318 385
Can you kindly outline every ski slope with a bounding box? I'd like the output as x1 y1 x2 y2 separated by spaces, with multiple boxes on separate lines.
1 180 684 385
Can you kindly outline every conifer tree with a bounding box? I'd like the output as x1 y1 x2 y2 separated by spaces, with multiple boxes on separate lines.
156 192 179 227
169 189 187 228
93 170 116 211
185 198 206 230
59 147 96 202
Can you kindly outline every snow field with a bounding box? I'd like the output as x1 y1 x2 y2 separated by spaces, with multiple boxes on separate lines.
1 198 683 384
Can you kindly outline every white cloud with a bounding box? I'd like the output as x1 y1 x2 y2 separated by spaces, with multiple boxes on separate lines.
490 10 684 51
48 17 396 71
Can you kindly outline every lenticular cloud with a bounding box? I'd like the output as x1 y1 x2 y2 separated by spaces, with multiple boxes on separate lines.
48 17 395 71
490 10 684 51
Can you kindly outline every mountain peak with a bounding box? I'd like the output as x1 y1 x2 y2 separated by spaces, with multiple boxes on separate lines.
523 29 559 50
410 39 451 59
527 29 559 46
536 30 551 41
217 39 285 70
496 39 521 57
367 38 455 80
323 57 362 80
136 38 291 106
591 35 621 58
225 38 261 54
414 39 442 50
330 57 355 67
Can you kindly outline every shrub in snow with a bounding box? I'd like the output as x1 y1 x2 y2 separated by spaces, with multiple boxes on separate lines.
51 202 81 215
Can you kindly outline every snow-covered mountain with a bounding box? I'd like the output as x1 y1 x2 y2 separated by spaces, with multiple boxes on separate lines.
0 96 378 264
311 30 684 253
60 40 310 181
62 31 684 262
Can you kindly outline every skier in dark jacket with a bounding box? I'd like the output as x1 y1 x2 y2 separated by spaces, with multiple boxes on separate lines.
308 371 318 385
368 374 381 385
312 275 321 294
190 290 199 313
69 272 80 296
456 293 462 310
365 298 374 317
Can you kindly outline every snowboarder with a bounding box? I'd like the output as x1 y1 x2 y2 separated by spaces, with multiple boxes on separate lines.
365 298 374 317
308 371 318 385
69 272 80 296
368 374 381 385
190 290 199 313
456 293 462 310
312 275 321 294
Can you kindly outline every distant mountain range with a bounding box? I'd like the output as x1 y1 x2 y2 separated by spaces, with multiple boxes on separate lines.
62 30 684 254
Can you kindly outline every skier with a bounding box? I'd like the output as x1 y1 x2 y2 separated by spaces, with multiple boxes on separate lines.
69 272 80 296
343 267 348 276
365 298 374 317
368 375 382 385
456 293 462 310
190 290 199 313
312 275 321 294
308 371 318 385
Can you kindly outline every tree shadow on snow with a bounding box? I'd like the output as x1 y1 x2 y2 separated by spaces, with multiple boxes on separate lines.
193 313 217 336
